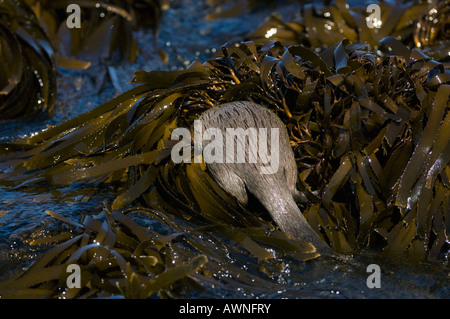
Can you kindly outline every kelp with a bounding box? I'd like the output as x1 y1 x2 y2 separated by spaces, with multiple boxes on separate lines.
0 206 208 298
0 204 317 298
0 0 56 120
0 0 449 298
25 0 163 65
0 0 164 120
205 0 281 21
1 33 448 262
248 0 449 62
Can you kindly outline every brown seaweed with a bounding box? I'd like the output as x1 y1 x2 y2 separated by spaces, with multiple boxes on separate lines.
0 0 164 120
0 206 208 298
0 0 56 120
1 35 448 261
0 0 449 299
25 0 163 65
248 0 449 62
0 203 317 298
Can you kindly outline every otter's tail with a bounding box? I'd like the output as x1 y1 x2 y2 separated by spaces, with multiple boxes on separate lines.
259 186 334 256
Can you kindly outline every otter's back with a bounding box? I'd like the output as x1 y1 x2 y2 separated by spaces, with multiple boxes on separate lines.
197 101 298 205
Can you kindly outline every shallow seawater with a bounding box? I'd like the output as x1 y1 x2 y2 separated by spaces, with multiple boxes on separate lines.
0 0 449 298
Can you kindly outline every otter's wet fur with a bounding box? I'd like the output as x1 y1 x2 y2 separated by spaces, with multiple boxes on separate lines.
197 101 332 255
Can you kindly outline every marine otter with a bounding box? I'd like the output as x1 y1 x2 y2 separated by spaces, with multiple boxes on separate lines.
197 101 332 255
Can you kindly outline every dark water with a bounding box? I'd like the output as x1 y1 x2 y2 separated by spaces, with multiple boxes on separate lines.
0 0 449 298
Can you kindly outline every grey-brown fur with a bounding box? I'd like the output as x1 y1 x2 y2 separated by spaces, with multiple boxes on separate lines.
197 101 332 255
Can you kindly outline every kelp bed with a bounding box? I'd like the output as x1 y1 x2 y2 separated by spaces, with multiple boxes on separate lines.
0 0 449 298
0 0 163 120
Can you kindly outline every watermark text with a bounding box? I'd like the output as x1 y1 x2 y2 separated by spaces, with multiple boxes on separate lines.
171 120 280 175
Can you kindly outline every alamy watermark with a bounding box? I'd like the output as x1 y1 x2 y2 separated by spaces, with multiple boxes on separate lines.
170 120 281 175
366 264 381 288
66 4 81 29
66 264 81 289
366 4 382 29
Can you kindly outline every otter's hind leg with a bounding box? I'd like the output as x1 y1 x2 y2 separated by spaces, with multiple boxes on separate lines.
208 164 248 206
